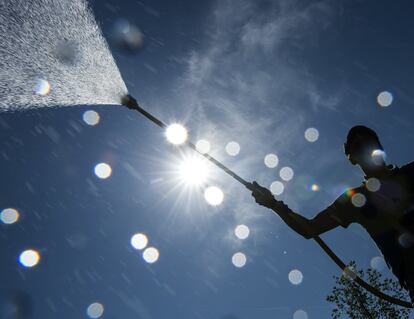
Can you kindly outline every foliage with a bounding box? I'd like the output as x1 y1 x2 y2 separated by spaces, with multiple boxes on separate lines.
326 261 412 319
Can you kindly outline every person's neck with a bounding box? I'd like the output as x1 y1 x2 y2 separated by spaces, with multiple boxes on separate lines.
362 164 393 179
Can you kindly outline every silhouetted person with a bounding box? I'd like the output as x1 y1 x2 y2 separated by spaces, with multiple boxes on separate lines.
250 125 414 302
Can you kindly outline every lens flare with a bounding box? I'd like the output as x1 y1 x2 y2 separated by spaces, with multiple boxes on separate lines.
130 233 148 250
234 224 250 240
311 184 319 192
377 91 393 107
94 163 112 179
226 141 240 156
366 177 381 192
178 157 208 185
288 269 303 285
264 154 279 168
304 127 319 142
143 247 159 263
1 208 19 224
87 302 104 318
280 167 294 181
270 181 284 195
19 249 40 268
83 110 100 126
351 193 366 207
293 310 308 319
34 79 51 96
195 139 211 154
204 186 224 206
232 252 247 268
166 124 188 145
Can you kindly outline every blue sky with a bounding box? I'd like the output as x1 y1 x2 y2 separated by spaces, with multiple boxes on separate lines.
1 0 414 318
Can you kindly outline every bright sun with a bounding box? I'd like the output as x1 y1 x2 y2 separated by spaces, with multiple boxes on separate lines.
178 157 208 185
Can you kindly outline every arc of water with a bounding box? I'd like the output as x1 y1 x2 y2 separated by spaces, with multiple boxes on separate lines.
0 0 127 112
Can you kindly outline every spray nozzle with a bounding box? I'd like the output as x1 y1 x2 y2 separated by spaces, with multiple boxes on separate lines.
121 94 139 109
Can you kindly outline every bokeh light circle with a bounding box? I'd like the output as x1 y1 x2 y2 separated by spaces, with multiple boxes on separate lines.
343 266 357 280
130 233 148 250
1 208 19 224
311 184 320 192
377 91 393 107
143 247 159 263
19 249 40 268
94 163 112 179
304 128 319 142
293 309 308 319
280 167 294 181
83 110 100 126
264 154 279 168
232 252 247 268
112 19 144 52
87 302 104 318
366 177 381 192
398 232 414 248
166 124 187 145
204 186 224 206
351 193 366 207
195 139 211 154
370 256 386 271
288 269 303 285
34 78 51 96
226 141 240 156
270 181 284 196
234 224 250 240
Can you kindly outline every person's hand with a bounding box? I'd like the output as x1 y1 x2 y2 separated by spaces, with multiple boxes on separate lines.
248 181 276 209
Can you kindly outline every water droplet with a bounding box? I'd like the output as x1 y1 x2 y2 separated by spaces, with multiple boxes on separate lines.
226 141 240 156
377 91 393 107
304 128 319 142
1 208 19 224
94 163 112 179
234 225 250 240
232 252 246 268
264 154 279 168
351 193 366 207
366 178 380 192
195 139 210 154
87 302 104 318
204 186 224 206
288 269 303 285
19 250 40 268
293 309 308 319
270 181 284 196
34 79 51 96
280 167 294 181
143 247 159 263
370 256 386 271
83 110 100 126
131 233 148 250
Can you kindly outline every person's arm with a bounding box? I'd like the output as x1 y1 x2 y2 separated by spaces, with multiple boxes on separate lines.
249 182 343 239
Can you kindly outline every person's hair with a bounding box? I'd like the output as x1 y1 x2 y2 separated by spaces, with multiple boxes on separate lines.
344 125 383 155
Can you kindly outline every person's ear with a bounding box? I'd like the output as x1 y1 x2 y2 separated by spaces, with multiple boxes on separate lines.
347 154 357 165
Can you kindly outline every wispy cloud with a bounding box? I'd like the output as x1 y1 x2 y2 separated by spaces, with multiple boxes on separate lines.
152 0 343 222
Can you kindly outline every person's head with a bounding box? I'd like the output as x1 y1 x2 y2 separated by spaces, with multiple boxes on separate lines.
344 125 386 170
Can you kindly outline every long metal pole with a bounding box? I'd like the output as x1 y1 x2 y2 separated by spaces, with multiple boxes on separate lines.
122 94 251 188
120 94 413 309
